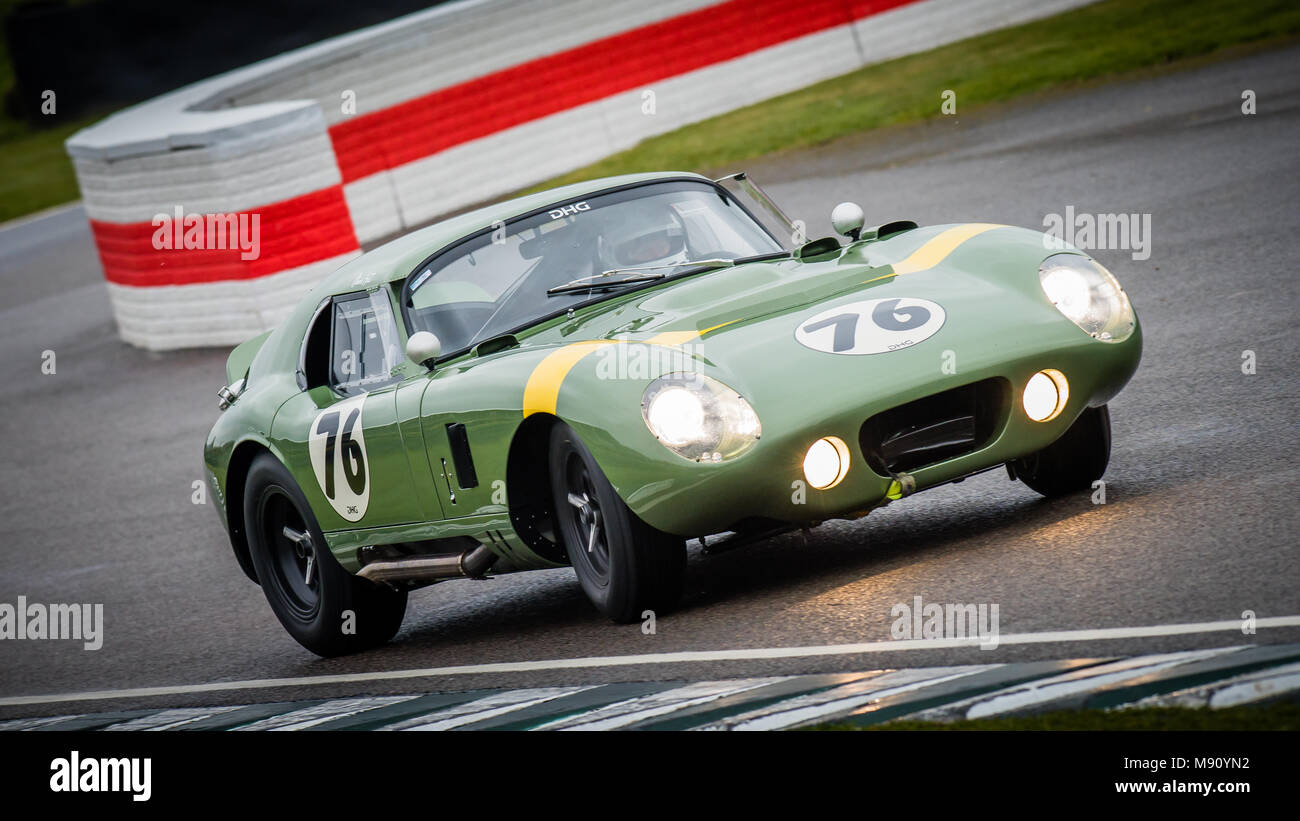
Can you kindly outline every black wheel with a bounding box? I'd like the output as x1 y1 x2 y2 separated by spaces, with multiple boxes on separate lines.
244 453 407 656
1012 404 1112 498
548 422 686 623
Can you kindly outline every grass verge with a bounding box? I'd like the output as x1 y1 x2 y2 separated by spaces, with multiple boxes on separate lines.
0 116 99 223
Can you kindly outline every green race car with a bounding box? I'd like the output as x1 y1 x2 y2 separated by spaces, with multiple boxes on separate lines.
204 171 1141 656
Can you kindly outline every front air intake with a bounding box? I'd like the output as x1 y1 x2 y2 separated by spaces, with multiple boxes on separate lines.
860 378 1008 475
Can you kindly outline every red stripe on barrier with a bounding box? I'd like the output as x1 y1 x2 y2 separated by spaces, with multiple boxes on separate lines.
92 186 359 288
329 0 917 183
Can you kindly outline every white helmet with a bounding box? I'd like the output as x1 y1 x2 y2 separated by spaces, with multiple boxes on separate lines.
595 201 689 272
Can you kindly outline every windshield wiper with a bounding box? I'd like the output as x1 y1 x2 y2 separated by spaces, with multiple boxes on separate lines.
617 251 791 271
545 253 790 296
546 270 666 296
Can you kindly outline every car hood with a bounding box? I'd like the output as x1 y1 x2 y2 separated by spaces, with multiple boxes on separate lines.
505 223 1073 394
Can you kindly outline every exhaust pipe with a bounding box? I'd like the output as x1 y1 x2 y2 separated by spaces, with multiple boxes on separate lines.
357 544 497 585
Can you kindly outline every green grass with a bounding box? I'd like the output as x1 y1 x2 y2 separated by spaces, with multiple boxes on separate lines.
3 0 1300 224
811 700 1300 731
533 0 1300 190
0 0 103 221
0 116 99 222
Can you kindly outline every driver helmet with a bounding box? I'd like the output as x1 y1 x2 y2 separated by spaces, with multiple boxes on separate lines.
594 200 690 272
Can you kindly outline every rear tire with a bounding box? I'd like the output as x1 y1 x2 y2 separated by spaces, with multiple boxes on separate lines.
548 422 686 623
244 454 407 656
1012 405 1112 498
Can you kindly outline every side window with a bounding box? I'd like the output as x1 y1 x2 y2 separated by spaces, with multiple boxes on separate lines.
329 291 402 396
300 302 333 390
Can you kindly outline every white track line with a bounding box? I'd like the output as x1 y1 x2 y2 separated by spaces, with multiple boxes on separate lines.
2 616 1297 708
696 666 988 731
103 705 248 732
541 678 783 731
233 695 420 731
731 668 989 731
965 647 1242 719
392 686 595 731
0 714 86 731
1209 663 1300 709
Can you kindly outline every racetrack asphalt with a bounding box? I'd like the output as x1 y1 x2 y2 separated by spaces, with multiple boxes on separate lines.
0 44 1297 718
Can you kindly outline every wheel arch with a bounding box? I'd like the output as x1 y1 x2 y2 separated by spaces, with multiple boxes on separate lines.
504 412 569 564
223 438 287 583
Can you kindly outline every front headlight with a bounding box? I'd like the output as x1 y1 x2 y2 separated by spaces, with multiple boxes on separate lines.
1038 253 1135 342
642 373 761 462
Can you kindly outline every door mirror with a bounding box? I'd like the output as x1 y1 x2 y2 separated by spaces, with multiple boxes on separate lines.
831 202 865 241
406 331 442 369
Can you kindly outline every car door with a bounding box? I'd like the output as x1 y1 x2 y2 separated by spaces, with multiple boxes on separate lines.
271 288 444 532
418 390 507 519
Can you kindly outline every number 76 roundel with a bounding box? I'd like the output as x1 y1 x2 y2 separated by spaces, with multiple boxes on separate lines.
309 395 370 522
795 297 946 355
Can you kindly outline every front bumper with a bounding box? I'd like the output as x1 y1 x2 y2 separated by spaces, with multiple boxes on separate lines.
595 320 1142 537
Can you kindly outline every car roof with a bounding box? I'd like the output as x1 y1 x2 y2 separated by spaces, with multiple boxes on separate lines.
316 171 712 297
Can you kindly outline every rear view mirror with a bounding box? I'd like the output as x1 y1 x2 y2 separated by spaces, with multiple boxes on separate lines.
405 331 442 369
831 202 865 241
518 234 544 259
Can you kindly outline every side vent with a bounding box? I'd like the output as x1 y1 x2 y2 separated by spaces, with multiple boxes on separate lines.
446 422 479 489
795 236 842 259
874 220 919 240
473 334 519 357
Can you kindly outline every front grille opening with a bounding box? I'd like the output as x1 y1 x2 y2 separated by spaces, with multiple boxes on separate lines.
860 378 1008 475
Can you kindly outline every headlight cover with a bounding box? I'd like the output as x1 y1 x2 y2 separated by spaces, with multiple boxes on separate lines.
1038 253 1135 342
641 373 761 462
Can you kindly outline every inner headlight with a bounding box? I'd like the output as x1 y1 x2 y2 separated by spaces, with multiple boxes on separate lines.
1023 369 1069 422
803 436 850 490
642 373 761 462
1039 253 1135 342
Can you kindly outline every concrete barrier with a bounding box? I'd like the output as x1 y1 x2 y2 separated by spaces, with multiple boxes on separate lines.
68 0 1093 350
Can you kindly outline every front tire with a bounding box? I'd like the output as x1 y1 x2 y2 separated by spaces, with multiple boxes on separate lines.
549 423 686 623
1012 404 1111 498
244 454 407 656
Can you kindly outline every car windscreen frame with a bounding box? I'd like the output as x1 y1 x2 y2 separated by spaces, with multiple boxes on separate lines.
398 177 785 363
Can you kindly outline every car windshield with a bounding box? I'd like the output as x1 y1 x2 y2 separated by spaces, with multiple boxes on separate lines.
402 179 784 356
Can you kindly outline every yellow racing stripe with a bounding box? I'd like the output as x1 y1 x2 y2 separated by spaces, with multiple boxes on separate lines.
888 223 1003 275
699 319 739 336
522 340 618 417
522 330 713 417
645 330 701 347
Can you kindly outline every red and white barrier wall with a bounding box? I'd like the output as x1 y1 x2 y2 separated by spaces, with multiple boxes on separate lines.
68 0 1092 350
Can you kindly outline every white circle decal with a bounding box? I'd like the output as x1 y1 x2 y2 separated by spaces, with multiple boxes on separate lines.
308 395 370 522
795 297 946 355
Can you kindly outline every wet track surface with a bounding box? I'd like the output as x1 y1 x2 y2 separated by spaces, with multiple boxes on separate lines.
1 46 1298 717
